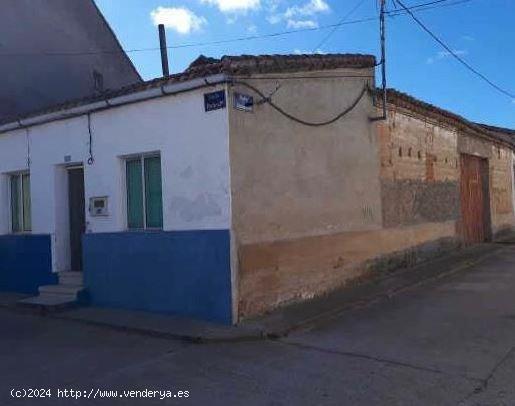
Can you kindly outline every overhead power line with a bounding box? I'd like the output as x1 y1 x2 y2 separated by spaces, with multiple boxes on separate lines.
394 0 515 99
312 0 368 52
0 0 471 58
313 0 471 53
385 0 471 16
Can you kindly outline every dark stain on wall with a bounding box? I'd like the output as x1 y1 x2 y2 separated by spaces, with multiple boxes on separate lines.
381 179 459 227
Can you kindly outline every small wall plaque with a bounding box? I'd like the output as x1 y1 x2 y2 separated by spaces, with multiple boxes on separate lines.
204 90 226 112
234 92 254 112
64 155 72 163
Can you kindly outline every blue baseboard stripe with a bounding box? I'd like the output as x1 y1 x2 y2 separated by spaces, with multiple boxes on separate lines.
83 230 233 324
0 234 56 294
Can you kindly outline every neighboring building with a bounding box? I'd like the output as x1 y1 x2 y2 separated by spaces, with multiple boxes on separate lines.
0 54 513 324
0 0 141 122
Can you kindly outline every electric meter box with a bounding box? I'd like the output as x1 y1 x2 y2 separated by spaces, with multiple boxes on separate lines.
89 196 109 217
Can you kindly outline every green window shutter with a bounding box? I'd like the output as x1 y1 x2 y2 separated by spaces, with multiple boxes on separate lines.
126 159 144 229
22 174 31 232
10 176 21 233
144 156 163 228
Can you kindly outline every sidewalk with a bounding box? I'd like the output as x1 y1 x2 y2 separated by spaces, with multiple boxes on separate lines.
0 294 263 344
1 239 511 343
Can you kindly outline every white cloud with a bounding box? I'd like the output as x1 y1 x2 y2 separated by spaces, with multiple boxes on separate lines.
285 0 330 18
267 14 282 24
150 7 206 35
201 0 261 13
266 0 282 12
427 49 468 64
287 19 318 29
268 0 329 27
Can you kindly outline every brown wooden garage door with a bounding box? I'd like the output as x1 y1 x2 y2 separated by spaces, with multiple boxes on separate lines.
460 154 490 244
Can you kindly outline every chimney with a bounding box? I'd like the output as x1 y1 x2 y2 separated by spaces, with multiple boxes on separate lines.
158 24 170 77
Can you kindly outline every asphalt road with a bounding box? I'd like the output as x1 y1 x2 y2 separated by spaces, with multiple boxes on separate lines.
1 245 515 405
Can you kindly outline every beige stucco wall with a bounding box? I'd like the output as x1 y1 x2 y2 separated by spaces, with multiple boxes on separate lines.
228 68 383 318
228 69 381 245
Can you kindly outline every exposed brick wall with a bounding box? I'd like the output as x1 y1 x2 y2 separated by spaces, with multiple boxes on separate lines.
381 180 459 227
490 146 514 231
379 110 459 183
380 109 515 234
378 110 460 228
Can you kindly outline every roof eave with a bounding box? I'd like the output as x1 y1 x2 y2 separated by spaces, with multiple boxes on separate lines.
0 73 228 135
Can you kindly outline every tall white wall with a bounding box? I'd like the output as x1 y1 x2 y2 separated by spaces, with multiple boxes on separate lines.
0 86 231 272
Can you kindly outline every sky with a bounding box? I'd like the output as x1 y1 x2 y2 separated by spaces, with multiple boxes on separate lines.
94 0 515 128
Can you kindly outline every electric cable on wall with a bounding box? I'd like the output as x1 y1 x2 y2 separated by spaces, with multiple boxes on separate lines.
231 79 369 127
87 113 94 165
25 127 31 168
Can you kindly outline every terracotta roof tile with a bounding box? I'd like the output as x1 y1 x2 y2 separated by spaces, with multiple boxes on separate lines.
0 53 375 125
377 88 515 148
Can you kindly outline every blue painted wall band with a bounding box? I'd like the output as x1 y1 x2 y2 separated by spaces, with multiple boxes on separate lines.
83 230 232 324
0 234 56 294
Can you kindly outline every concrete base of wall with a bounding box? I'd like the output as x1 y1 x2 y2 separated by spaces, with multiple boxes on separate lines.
0 234 56 294
83 230 233 324
492 225 515 241
237 221 458 319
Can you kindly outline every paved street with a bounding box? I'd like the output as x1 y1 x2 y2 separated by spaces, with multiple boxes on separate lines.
2 245 515 405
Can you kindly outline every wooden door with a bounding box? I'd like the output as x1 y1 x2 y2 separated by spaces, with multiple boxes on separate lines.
460 154 490 244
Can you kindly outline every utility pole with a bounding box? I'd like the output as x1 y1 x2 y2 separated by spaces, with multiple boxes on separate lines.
379 0 387 120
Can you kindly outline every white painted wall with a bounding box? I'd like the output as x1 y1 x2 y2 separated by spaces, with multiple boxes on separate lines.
0 85 231 272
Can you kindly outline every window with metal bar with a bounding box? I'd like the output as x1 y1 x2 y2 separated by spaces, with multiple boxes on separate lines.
10 173 31 233
126 155 163 230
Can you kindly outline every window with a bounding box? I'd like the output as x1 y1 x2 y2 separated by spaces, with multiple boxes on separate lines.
10 173 31 232
126 155 163 229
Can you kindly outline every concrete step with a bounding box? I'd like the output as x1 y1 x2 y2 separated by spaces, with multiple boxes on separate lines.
17 294 77 311
58 272 83 286
39 284 84 296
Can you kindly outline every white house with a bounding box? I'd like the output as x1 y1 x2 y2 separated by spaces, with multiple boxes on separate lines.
0 67 233 322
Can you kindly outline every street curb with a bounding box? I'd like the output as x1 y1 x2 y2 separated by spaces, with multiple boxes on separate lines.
0 305 266 344
48 314 266 344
